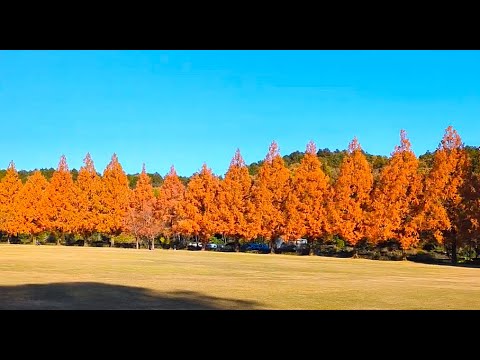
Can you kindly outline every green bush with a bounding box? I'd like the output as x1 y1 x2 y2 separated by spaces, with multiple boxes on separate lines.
160 237 171 245
113 233 135 244
209 237 225 245
458 246 476 262
334 237 345 250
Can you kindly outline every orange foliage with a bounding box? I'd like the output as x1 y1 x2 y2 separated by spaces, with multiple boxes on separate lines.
251 141 291 243
75 153 102 244
458 172 480 248
125 164 160 249
15 170 49 242
98 153 130 239
43 155 76 244
368 130 422 250
1 127 478 259
178 163 220 244
0 161 23 241
284 191 305 241
285 141 332 244
332 138 373 246
217 149 256 241
419 126 470 260
156 165 185 240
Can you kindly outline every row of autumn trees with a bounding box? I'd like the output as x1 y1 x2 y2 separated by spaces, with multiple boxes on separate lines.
0 125 478 263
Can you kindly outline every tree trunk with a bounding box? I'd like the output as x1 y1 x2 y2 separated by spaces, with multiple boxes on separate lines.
402 248 407 261
7 235 10 244
31 234 35 245
136 237 139 250
451 239 457 264
309 239 314 256
110 236 115 248
151 238 155 250
57 233 63 246
84 234 89 247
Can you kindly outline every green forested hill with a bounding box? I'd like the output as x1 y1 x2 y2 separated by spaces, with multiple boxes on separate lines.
1 145 479 187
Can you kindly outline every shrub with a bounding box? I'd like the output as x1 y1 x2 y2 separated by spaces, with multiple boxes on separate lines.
406 249 436 263
209 236 224 245
422 242 436 252
333 237 345 250
111 233 136 248
388 250 405 261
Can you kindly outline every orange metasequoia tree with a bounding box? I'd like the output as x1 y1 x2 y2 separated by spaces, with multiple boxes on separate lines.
332 137 373 250
368 130 422 255
217 149 255 243
156 165 185 244
15 170 49 244
251 141 291 250
98 153 130 247
178 163 220 247
0 161 23 243
419 126 470 264
75 153 102 246
43 155 76 245
285 141 332 252
457 169 480 258
125 164 160 250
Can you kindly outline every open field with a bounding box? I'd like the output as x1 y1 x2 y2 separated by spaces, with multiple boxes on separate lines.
1 244 480 309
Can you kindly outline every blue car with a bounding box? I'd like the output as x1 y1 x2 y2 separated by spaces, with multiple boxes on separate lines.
240 242 271 254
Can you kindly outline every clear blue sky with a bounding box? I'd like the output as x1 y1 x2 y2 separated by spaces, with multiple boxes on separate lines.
1 50 479 177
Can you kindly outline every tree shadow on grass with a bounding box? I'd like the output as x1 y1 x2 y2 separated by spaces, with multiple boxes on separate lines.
406 255 480 269
0 282 262 310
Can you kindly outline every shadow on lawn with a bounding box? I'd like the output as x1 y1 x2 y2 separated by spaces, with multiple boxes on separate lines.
0 282 262 310
406 256 480 268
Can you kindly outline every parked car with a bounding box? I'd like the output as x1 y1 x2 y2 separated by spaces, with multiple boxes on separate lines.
205 243 219 251
275 241 310 255
275 243 297 254
187 242 203 251
240 242 271 254
296 243 311 255
218 242 237 252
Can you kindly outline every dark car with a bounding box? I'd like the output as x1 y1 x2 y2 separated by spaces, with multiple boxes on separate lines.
240 242 271 254
205 243 219 251
296 243 310 255
275 242 310 255
274 243 296 254
218 242 237 252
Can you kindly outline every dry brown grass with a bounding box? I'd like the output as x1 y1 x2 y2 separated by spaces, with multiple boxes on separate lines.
1 244 480 309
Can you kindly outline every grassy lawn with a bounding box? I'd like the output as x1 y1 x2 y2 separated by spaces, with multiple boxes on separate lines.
1 244 480 309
